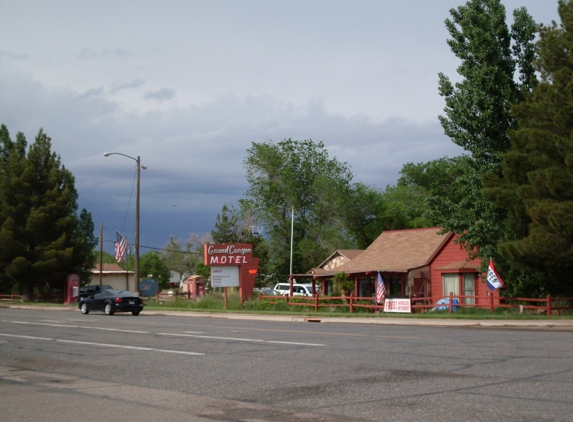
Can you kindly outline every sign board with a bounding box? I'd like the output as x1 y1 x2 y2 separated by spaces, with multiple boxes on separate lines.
204 244 254 266
384 298 411 313
211 266 240 288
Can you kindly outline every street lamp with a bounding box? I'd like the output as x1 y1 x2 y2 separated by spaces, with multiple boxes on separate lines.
103 151 146 294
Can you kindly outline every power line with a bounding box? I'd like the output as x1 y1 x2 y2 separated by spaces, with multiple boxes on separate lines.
102 239 203 255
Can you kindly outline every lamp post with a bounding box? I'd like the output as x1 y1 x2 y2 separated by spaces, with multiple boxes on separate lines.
103 152 145 294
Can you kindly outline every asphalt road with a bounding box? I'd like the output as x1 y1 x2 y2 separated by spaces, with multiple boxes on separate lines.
1 308 572 421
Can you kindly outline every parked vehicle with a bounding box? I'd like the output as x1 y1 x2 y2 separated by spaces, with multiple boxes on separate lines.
78 284 113 298
253 288 279 296
79 289 144 316
273 283 315 297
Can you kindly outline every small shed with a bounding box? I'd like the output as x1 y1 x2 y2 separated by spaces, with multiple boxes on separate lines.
181 275 206 299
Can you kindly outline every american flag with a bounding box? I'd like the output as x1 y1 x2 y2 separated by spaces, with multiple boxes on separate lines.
376 272 386 303
115 230 127 263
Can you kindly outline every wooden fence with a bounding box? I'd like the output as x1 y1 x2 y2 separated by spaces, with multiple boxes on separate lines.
0 294 23 302
0 294 64 303
257 291 573 316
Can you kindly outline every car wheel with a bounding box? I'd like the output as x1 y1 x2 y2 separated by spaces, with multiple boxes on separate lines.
132 311 140 316
104 303 114 315
80 302 89 314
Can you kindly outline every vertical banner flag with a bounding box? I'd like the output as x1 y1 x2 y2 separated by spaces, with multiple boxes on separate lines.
376 272 386 303
115 230 128 263
486 260 505 291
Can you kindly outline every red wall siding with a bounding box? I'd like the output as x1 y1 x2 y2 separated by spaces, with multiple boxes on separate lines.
429 236 490 305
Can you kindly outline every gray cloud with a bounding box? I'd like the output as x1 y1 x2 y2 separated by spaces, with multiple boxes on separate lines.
0 67 463 253
110 78 145 94
77 47 131 60
0 50 28 60
75 87 105 101
144 88 176 102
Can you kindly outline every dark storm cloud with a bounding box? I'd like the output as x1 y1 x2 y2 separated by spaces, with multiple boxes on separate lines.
0 68 462 251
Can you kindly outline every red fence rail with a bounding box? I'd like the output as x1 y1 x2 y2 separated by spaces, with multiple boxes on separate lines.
258 292 573 316
0 294 23 302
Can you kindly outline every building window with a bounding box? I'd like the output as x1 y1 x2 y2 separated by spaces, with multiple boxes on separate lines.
388 276 402 296
359 278 374 298
463 273 475 304
442 273 459 297
442 273 476 304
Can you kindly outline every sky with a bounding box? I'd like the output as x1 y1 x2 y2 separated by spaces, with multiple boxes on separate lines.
0 0 560 255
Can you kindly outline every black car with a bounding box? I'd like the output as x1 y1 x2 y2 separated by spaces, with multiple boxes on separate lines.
79 289 144 316
78 284 114 298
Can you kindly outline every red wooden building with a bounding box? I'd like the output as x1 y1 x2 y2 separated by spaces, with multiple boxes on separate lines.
302 227 496 305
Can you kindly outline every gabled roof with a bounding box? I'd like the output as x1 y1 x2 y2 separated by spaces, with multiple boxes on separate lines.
315 249 364 269
314 227 452 276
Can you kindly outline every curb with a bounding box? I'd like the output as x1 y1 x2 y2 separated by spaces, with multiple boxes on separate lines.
3 304 573 329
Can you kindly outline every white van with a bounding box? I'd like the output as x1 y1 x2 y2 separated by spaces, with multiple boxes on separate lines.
274 283 315 296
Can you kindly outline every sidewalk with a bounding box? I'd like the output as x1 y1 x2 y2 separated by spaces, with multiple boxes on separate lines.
4 304 573 329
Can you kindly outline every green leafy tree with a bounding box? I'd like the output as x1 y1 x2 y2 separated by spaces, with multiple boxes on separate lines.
332 272 354 296
242 139 354 280
343 182 433 249
439 0 536 170
140 251 171 290
0 126 95 300
93 250 116 265
434 0 537 280
342 183 387 249
483 0 573 296
194 262 211 283
160 233 207 276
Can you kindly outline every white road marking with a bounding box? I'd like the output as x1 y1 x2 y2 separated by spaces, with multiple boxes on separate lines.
266 340 326 346
158 332 326 347
2 319 326 347
5 320 149 334
0 333 205 356
0 333 53 341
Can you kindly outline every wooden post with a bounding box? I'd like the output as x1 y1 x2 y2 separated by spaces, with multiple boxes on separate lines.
349 294 354 314
489 291 494 313
315 293 319 312
99 222 103 285
449 291 453 313
547 294 552 316
224 287 228 309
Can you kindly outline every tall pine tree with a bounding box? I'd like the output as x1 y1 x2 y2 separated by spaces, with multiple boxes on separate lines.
0 126 96 300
